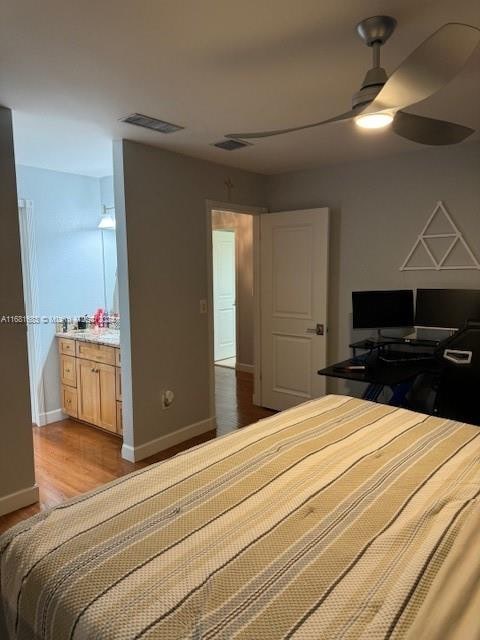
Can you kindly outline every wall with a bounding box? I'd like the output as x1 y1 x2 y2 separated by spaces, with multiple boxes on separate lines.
115 140 266 460
266 142 480 394
212 210 254 368
0 107 37 515
15 166 115 420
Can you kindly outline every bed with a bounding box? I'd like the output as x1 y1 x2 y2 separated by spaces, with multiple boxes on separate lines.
1 395 479 640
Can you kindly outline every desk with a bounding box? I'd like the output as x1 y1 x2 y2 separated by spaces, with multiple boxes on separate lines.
319 357 442 387
318 345 443 403
349 337 439 358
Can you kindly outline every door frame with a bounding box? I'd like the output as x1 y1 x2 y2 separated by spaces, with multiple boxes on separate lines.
18 198 45 426
205 200 267 418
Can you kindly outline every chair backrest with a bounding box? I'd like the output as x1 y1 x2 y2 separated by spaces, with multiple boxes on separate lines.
434 321 480 425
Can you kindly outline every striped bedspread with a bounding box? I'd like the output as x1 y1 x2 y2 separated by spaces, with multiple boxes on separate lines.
1 395 479 640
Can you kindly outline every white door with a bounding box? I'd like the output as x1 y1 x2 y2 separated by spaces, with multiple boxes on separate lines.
213 229 236 362
260 208 329 410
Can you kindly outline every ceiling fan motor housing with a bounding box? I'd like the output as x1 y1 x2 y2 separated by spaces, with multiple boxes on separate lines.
352 17 396 109
352 67 388 109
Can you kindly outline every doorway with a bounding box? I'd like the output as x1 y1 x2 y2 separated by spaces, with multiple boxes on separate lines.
207 201 265 430
15 148 117 428
207 202 330 425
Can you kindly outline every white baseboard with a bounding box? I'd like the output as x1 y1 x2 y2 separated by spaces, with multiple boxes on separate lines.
37 408 65 427
121 417 215 462
235 362 254 374
0 484 39 517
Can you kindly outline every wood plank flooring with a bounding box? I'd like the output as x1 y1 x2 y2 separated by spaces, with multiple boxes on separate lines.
0 368 274 534
215 367 274 433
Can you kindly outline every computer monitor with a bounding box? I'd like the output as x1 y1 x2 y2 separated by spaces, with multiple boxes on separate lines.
352 290 414 330
415 289 480 330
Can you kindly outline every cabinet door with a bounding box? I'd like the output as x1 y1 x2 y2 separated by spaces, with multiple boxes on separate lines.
97 363 117 433
115 367 122 401
77 359 99 425
116 401 123 436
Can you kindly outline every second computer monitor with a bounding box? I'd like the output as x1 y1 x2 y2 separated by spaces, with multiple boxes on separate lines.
415 289 480 330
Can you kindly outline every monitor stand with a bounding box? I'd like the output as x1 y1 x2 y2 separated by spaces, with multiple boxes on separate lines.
375 328 397 340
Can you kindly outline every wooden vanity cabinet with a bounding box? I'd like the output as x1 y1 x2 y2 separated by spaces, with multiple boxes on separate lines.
58 337 122 437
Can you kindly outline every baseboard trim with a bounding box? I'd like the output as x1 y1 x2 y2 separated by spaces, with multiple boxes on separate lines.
235 362 254 374
37 408 65 427
0 484 39 517
121 417 215 462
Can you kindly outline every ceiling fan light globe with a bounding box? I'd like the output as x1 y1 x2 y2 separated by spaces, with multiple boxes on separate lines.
355 113 393 129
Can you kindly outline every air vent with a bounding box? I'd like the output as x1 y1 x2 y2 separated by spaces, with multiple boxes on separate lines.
121 113 184 134
213 139 251 151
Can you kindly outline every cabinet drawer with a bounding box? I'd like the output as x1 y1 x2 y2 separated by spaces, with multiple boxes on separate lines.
115 367 122 401
116 401 123 436
60 355 77 388
62 385 78 417
76 341 115 365
115 348 121 367
58 338 75 355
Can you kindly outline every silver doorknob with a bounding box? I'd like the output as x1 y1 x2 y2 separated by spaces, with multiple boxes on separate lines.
305 323 325 336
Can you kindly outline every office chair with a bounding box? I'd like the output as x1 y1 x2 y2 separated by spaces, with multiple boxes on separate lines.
405 321 480 426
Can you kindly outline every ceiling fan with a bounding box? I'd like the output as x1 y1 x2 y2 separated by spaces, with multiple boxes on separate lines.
226 17 480 146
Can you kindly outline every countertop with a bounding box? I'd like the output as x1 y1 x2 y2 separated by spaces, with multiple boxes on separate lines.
56 328 120 347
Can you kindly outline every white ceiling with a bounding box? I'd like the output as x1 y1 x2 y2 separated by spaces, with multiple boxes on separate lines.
12 112 113 177
1 0 479 177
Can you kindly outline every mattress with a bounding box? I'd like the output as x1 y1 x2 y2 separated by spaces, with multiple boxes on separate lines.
1 395 479 640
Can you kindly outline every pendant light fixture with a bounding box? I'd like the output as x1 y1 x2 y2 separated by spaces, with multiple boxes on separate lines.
98 205 116 230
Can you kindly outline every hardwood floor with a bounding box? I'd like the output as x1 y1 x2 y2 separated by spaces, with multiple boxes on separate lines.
215 367 274 433
0 368 274 534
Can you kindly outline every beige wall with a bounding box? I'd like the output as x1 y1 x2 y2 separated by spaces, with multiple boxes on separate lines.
116 138 479 458
266 142 480 395
0 107 36 510
115 140 266 456
212 211 254 367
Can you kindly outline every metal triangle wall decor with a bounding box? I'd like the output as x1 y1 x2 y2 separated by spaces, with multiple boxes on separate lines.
400 201 480 271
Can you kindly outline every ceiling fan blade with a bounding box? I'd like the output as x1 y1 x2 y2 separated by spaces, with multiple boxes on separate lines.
367 23 480 113
225 108 359 140
393 110 474 145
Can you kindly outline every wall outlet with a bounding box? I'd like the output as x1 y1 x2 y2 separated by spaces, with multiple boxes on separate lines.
199 299 207 314
162 389 175 409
